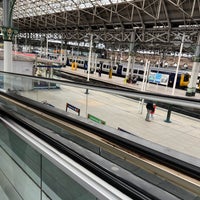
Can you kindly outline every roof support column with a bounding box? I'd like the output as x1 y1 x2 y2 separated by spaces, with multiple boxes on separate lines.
186 33 200 96
125 31 135 82
87 34 93 82
60 40 63 65
2 0 17 73
172 33 185 95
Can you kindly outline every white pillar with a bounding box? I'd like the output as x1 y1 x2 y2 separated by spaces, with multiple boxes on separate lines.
40 44 42 58
125 32 135 80
63 49 67 65
3 0 14 91
114 54 117 66
91 52 95 73
87 34 93 82
60 40 63 64
46 38 48 58
71 47 74 57
120 51 123 64
14 36 18 53
138 60 150 114
141 60 150 91
4 41 13 72
3 0 13 73
94 53 98 74
172 33 185 95
126 55 131 80
4 41 13 91
130 56 136 78
186 33 200 96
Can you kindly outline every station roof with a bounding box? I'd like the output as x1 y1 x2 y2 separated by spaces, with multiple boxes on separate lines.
0 0 200 53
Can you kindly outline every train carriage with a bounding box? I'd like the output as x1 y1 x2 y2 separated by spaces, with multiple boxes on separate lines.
65 56 199 90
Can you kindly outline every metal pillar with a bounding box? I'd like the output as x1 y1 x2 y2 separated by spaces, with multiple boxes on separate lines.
14 35 17 52
172 33 185 95
2 0 17 73
130 53 136 80
94 53 98 74
60 40 63 64
120 51 123 64
46 37 48 59
63 49 67 66
138 60 150 114
87 34 93 82
2 0 17 91
4 41 12 72
186 33 200 96
40 38 43 58
125 31 135 82
164 105 172 123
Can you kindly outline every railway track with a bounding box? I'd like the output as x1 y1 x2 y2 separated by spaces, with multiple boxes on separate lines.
0 92 200 199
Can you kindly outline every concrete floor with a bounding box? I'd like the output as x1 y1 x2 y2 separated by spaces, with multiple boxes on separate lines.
20 75 200 159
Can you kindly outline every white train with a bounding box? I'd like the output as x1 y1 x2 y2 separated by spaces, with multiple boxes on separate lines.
66 56 200 90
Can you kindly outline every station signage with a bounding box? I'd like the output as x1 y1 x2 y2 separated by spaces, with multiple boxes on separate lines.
88 114 106 125
66 103 80 116
148 72 169 86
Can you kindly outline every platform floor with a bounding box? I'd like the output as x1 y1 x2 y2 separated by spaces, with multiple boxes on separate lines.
22 67 200 159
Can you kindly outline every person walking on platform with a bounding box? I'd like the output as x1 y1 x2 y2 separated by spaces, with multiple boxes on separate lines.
150 103 156 119
84 61 88 73
145 102 154 122
98 65 102 77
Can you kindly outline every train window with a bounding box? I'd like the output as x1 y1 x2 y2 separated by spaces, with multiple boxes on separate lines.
113 66 117 70
139 70 144 74
103 65 106 68
134 70 138 73
123 68 127 72
184 73 190 81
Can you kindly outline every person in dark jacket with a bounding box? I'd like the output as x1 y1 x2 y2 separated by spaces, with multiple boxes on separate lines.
98 65 102 77
145 102 154 121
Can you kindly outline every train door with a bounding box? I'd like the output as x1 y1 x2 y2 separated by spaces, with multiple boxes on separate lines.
84 60 88 70
102 63 110 73
112 65 118 75
116 64 123 76
96 62 100 71
133 69 139 77
168 73 182 88
168 73 174 87
138 70 144 80
66 57 70 66
79 60 85 68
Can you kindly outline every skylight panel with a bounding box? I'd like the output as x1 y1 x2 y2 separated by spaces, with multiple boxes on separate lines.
2 0 130 18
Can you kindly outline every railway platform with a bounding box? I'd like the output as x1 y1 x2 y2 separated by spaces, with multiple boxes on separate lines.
53 66 200 159
60 66 200 99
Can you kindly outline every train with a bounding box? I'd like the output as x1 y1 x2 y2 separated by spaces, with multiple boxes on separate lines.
66 56 200 90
